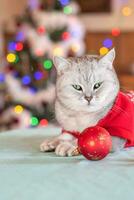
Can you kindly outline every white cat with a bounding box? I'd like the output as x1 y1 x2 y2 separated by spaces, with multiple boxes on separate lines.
40 48 126 156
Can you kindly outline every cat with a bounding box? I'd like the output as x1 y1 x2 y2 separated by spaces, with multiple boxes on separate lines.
40 48 126 156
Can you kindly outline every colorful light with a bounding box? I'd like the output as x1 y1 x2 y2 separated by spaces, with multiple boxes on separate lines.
122 6 132 16
14 55 19 63
16 42 23 51
71 44 80 53
62 32 71 40
35 49 44 57
31 116 39 126
34 71 43 80
14 105 24 114
0 73 5 83
53 47 63 56
63 5 73 14
29 87 38 93
103 38 113 48
111 28 121 37
37 26 45 34
8 42 16 51
15 31 25 41
22 75 31 85
99 47 109 55
43 59 53 70
39 119 48 126
28 0 39 9
60 0 70 6
6 53 16 63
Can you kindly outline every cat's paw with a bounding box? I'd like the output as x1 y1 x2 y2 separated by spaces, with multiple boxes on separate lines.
40 137 60 152
55 141 79 157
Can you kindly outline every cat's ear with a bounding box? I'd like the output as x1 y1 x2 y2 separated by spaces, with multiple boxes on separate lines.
100 48 115 64
53 56 70 75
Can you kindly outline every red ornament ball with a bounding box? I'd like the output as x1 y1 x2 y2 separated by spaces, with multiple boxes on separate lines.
78 126 112 161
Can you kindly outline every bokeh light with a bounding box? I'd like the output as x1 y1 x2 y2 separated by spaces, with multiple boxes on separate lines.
63 5 73 14
62 32 71 40
39 119 48 126
60 0 70 6
122 6 132 16
37 26 45 34
35 49 44 57
22 75 31 85
16 42 23 51
0 73 5 83
6 53 16 63
14 105 24 114
15 31 25 41
43 59 53 70
14 55 19 63
71 44 80 53
8 42 16 51
99 47 109 55
103 38 113 48
53 47 63 56
111 28 121 37
29 86 38 93
34 71 43 80
31 116 39 126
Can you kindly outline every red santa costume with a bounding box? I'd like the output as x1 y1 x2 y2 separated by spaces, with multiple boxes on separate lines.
62 91 134 148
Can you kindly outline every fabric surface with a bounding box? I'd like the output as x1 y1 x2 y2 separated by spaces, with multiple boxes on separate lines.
1 126 134 200
62 91 134 148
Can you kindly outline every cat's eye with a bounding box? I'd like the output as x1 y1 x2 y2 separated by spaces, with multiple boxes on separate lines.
72 85 82 91
93 82 102 90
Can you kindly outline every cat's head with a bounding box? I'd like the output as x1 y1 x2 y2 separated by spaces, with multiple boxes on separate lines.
53 48 119 113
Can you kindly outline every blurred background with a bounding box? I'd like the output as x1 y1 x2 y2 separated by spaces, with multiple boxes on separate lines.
0 0 134 132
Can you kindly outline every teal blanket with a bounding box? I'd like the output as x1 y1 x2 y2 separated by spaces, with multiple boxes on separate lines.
1 126 134 200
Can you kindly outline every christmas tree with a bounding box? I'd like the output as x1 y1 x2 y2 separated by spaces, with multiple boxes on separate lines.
0 0 85 131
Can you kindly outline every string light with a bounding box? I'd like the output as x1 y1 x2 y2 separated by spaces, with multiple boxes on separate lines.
63 5 73 14
53 47 63 56
14 55 19 63
15 31 25 41
62 32 71 40
39 119 48 126
6 53 16 63
8 42 16 51
37 26 45 34
31 116 39 126
34 71 43 80
43 59 53 70
111 28 121 37
35 49 44 57
29 87 38 93
0 73 5 83
103 38 113 48
60 0 70 6
22 75 31 85
16 42 23 51
14 105 24 114
71 44 80 53
122 6 132 16
99 47 109 55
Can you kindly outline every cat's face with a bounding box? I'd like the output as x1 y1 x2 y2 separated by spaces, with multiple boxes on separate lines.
54 49 119 113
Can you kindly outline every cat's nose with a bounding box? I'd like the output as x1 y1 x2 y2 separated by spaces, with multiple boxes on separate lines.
84 96 92 102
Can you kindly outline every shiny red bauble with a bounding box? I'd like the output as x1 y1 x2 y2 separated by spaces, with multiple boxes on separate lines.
78 126 112 161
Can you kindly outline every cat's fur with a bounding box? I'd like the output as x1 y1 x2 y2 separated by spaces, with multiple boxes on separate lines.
40 49 126 156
